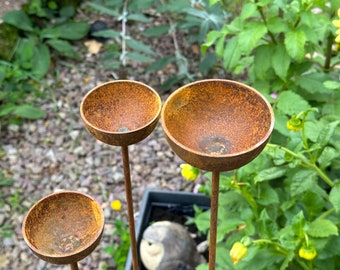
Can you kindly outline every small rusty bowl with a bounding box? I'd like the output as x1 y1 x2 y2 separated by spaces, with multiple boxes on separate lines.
22 191 104 265
80 80 162 146
161 79 275 171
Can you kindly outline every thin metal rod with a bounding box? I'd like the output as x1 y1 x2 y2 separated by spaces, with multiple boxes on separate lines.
70 262 79 270
121 145 139 270
209 171 220 270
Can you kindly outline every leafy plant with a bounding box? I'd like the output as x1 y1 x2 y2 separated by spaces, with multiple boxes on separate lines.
183 1 340 269
0 0 89 128
87 0 227 90
103 219 130 270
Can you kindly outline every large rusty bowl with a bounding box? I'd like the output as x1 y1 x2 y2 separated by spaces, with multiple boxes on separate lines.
80 80 162 146
161 79 274 171
22 191 104 265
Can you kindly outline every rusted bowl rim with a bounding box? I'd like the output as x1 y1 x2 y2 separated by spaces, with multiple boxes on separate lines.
161 79 275 159
22 190 105 260
80 80 162 135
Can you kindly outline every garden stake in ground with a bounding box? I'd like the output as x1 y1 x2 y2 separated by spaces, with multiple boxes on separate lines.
161 79 275 269
22 191 105 270
80 80 162 270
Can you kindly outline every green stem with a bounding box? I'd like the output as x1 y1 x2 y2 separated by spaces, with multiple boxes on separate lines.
252 239 288 256
266 144 334 187
316 208 335 220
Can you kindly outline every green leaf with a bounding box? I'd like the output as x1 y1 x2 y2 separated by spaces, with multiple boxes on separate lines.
126 52 153 62
318 146 339 170
201 30 224 55
238 21 267 54
223 36 239 71
276 91 310 115
254 44 274 80
318 121 340 148
13 105 45 119
127 13 150 22
267 17 289 34
241 2 258 19
324 80 340 90
87 2 119 16
126 38 156 55
2 10 33 32
143 25 169 37
307 219 338 238
46 39 79 59
53 22 90 40
32 44 50 79
302 191 325 219
272 44 290 81
254 167 286 183
290 170 317 197
284 30 306 62
329 186 340 212
295 72 331 94
257 183 280 206
146 56 175 72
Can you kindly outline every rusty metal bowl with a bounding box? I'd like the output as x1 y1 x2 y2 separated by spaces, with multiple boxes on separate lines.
161 79 275 171
22 191 104 265
80 80 162 146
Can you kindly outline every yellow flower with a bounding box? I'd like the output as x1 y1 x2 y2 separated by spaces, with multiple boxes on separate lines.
230 241 248 265
299 245 317 260
180 164 200 181
286 117 302 132
111 199 122 211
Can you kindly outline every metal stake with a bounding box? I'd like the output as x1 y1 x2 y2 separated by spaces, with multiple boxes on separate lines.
209 171 220 270
70 262 79 270
122 145 139 270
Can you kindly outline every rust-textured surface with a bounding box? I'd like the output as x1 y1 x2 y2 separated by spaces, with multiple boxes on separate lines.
22 191 104 265
161 79 275 172
80 80 162 146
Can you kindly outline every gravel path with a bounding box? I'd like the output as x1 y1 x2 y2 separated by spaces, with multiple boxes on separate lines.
0 3 208 269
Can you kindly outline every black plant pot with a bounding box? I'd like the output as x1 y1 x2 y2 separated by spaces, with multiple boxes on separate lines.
124 189 210 270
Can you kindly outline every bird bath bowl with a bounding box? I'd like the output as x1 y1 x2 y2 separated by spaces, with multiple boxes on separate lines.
161 79 274 172
80 80 162 270
161 79 274 269
80 80 162 146
22 191 104 268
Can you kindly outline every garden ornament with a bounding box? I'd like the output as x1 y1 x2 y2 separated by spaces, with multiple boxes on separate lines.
140 221 202 270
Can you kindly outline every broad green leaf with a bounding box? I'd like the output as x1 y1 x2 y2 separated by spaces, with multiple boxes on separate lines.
32 44 50 79
302 191 325 219
318 146 339 170
238 21 267 54
317 121 340 148
257 183 280 206
290 170 317 197
324 80 340 90
53 22 90 40
143 25 169 37
201 30 224 55
46 39 79 59
2 10 33 32
284 30 306 62
241 2 258 19
126 38 155 55
13 105 45 119
291 211 306 236
254 44 274 80
0 104 15 117
295 72 331 95
267 17 289 34
223 36 239 71
307 219 338 238
329 186 340 212
272 44 290 81
91 29 120 38
276 91 310 115
254 167 286 183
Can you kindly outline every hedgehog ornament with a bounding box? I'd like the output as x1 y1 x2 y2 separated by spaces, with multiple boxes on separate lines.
140 221 202 270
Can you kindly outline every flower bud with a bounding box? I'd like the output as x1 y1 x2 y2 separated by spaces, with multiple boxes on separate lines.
299 245 317 260
230 241 248 265
180 164 200 181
